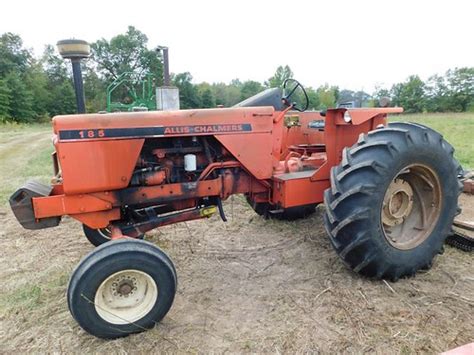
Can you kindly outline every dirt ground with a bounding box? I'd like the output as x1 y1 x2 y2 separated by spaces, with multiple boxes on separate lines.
0 192 473 353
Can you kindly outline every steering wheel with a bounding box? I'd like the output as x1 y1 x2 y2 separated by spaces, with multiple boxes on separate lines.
283 78 309 112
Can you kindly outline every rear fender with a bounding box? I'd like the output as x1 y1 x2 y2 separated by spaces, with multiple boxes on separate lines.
310 107 403 182
337 107 403 125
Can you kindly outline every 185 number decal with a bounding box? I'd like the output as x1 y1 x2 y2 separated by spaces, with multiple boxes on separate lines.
78 129 105 139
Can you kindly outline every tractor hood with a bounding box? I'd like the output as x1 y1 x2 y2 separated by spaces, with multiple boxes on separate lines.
52 106 276 141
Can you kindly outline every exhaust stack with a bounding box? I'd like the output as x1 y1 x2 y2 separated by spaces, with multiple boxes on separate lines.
57 39 90 114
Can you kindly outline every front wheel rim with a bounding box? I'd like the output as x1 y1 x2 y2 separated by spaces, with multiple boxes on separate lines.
94 269 158 325
97 227 111 240
381 164 442 250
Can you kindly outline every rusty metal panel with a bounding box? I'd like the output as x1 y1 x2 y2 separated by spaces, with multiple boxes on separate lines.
56 139 144 194
32 193 113 219
272 177 329 208
216 133 273 180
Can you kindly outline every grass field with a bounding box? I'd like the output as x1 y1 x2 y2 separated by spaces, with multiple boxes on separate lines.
390 112 474 169
0 123 51 202
0 113 473 353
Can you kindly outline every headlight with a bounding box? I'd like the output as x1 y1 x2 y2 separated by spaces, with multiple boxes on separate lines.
343 111 352 123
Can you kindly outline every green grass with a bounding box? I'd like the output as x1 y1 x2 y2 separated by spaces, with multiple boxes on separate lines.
390 112 474 169
0 271 69 315
0 122 50 138
23 146 53 178
0 284 43 311
0 123 52 203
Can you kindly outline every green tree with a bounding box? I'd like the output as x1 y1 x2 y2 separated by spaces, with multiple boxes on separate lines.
373 87 390 100
200 88 215 108
390 82 404 107
91 26 163 82
306 87 320 110
446 67 474 112
240 80 263 100
391 75 426 113
317 84 338 109
425 74 449 112
370 86 391 107
41 45 76 116
173 72 201 109
91 27 163 111
42 45 69 83
24 61 50 119
48 81 76 116
83 66 107 112
212 82 242 107
338 89 355 104
354 91 370 107
195 82 215 108
266 65 293 88
0 79 11 121
4 71 35 122
0 32 38 122
230 78 242 88
0 32 32 76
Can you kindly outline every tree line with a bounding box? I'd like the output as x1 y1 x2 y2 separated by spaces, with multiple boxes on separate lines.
1 27 473 123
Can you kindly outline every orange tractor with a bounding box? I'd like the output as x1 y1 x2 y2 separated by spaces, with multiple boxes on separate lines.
10 80 462 338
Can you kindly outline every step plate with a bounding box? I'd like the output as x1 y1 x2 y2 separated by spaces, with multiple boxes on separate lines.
9 181 61 230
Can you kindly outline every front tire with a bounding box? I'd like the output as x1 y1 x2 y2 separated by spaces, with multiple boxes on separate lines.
67 239 177 338
324 122 462 281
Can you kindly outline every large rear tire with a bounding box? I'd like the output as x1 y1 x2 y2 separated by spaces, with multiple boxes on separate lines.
324 122 462 281
67 239 177 338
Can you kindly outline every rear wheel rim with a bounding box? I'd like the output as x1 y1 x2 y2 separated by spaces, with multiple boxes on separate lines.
381 164 442 250
94 269 158 325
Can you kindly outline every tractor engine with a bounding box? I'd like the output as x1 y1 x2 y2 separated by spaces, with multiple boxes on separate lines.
122 135 239 222
130 137 210 187
130 136 230 187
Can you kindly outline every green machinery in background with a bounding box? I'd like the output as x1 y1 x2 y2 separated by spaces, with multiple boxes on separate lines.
106 72 157 112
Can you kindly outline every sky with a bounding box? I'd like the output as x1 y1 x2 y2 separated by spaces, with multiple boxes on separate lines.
1 0 473 92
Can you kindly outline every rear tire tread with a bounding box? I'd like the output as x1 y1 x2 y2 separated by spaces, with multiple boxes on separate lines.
324 122 461 280
353 253 376 273
330 207 371 238
339 231 370 259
